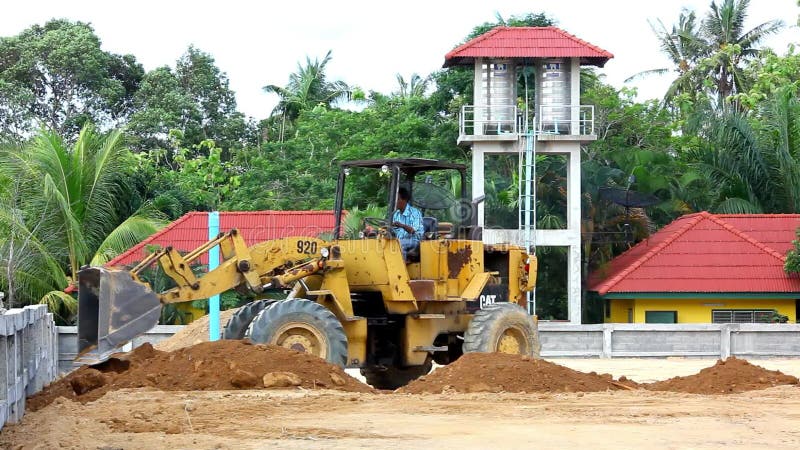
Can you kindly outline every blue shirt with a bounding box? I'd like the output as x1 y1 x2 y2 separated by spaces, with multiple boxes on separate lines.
393 204 423 240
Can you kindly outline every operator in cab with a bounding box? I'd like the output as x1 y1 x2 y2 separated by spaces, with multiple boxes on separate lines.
392 187 423 260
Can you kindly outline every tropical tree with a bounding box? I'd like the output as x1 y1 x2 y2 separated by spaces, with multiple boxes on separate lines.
634 0 783 108
263 50 351 142
735 47 800 109
139 132 242 212
685 87 800 214
627 9 706 105
700 0 784 103
0 125 165 321
0 19 144 141
395 73 430 99
127 46 252 154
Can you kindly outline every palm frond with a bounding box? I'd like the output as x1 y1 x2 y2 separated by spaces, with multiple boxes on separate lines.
90 209 167 266
39 290 77 323
714 196 762 214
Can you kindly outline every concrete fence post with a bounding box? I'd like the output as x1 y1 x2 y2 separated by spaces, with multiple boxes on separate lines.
720 325 732 359
602 323 613 358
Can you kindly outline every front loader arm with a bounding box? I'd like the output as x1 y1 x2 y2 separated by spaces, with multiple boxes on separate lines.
133 231 329 303
77 231 329 362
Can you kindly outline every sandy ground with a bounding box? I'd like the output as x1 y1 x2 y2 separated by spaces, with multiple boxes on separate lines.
3 358 800 449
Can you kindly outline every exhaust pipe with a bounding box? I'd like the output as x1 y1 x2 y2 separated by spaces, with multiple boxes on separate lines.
76 267 162 364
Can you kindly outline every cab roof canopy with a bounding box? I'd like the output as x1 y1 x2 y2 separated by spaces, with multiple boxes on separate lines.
341 158 466 172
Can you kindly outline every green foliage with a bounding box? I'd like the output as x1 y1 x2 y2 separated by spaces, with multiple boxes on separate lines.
2 11 800 326
785 229 800 274
341 205 386 239
136 133 241 212
735 46 800 109
467 12 556 40
0 19 144 140
128 46 252 152
635 0 783 110
0 125 165 322
225 94 464 211
685 88 800 214
263 50 352 143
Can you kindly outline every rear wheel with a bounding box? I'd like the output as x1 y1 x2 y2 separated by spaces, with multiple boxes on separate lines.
360 360 433 390
222 300 276 340
463 302 540 357
249 299 348 367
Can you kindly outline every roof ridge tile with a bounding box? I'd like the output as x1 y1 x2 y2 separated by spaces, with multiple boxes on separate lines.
705 214 786 262
597 212 706 295
106 212 205 267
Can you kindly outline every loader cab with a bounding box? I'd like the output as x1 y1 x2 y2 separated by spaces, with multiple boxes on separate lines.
332 158 479 243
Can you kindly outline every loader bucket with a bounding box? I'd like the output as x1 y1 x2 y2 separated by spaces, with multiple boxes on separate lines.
76 267 161 364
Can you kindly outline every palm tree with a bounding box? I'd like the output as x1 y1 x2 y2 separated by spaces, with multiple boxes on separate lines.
632 1 783 107
759 87 800 212
701 0 784 103
263 50 351 142
395 74 430 99
0 125 165 321
627 9 707 104
687 87 800 214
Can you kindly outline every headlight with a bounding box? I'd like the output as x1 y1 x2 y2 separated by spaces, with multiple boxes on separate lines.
320 247 330 258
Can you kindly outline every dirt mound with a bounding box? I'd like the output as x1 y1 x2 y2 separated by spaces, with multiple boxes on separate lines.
155 309 238 352
399 353 639 394
29 340 373 411
646 357 799 394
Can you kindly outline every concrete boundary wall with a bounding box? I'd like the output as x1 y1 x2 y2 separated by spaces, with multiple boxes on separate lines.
56 323 800 369
57 325 182 374
538 323 800 358
0 305 57 430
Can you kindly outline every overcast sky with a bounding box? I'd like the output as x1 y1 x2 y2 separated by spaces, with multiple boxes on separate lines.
2 1 799 119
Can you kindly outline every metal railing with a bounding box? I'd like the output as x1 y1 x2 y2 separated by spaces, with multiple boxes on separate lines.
537 105 595 136
459 104 596 138
459 105 520 137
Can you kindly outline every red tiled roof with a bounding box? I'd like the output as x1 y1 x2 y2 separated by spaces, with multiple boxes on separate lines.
444 26 613 68
588 212 800 295
107 211 337 267
716 214 800 254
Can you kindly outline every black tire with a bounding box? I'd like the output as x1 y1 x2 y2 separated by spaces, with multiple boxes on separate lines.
360 361 433 390
249 299 348 367
463 302 541 357
222 300 276 340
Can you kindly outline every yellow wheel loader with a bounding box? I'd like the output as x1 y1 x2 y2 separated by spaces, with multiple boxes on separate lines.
77 158 540 389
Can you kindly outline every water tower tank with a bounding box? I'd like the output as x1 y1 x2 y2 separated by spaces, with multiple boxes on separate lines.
537 59 571 134
480 61 515 134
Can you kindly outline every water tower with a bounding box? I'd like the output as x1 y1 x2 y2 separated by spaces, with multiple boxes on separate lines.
443 27 613 323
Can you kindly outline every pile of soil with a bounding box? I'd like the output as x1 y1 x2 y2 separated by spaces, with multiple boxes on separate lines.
399 353 639 394
155 309 238 352
646 357 799 394
29 340 373 411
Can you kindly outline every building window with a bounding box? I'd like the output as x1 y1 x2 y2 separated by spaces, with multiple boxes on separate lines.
645 311 677 323
712 309 779 323
605 299 611 318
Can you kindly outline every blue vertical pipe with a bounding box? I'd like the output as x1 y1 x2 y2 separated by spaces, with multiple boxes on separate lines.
208 211 220 341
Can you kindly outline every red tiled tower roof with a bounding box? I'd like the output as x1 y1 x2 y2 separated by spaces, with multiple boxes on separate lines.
588 212 800 295
106 211 337 267
443 26 613 68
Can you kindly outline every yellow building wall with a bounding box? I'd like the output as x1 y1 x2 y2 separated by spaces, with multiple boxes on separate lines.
607 298 797 323
175 303 206 324
607 299 634 323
